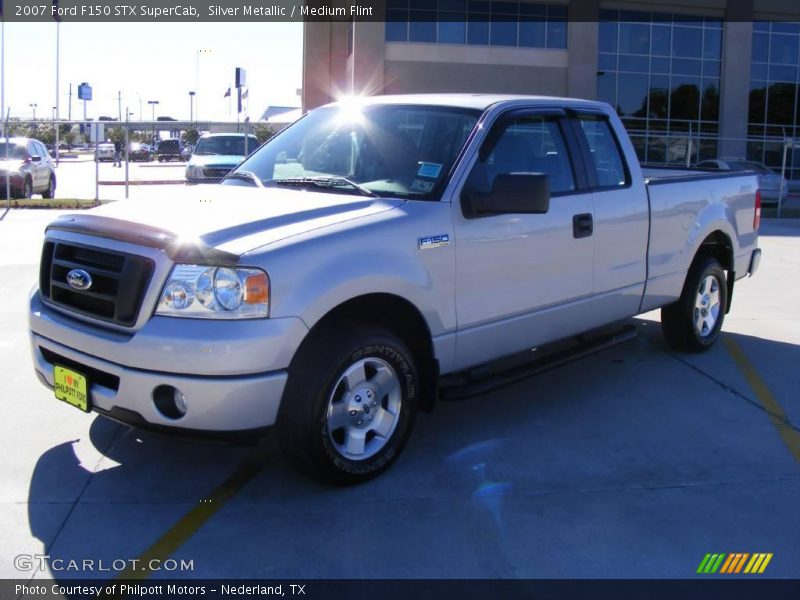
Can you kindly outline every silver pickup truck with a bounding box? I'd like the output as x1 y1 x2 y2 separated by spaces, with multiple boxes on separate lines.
29 94 761 484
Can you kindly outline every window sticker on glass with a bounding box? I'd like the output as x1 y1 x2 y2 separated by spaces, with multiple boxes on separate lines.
416 162 443 179
410 179 436 193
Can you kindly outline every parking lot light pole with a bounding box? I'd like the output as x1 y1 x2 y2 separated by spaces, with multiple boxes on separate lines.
30 103 37 120
189 91 195 123
148 100 158 145
55 18 60 167
196 48 211 122
124 110 129 200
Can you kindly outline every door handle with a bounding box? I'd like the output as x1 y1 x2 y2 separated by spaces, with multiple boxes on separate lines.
573 213 593 239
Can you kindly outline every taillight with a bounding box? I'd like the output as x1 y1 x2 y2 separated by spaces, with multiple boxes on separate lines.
754 189 761 231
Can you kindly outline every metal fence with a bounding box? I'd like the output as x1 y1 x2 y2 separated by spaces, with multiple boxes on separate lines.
627 130 800 182
0 119 282 209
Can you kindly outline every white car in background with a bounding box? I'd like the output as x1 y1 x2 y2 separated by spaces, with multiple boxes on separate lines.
95 142 115 162
698 158 789 205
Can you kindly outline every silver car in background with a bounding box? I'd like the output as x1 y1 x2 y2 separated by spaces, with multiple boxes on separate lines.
698 158 789 205
95 142 115 162
185 133 259 183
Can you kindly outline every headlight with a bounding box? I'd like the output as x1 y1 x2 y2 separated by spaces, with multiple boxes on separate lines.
156 264 269 319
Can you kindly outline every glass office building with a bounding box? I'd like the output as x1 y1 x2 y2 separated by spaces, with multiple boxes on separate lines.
596 9 723 164
385 1 568 49
749 22 800 178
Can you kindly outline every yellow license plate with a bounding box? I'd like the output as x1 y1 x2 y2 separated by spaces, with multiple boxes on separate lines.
54 365 90 412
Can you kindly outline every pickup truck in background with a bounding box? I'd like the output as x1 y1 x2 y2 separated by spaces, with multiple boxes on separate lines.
29 95 762 484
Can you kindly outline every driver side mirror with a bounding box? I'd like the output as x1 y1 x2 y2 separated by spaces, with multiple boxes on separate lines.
466 173 550 217
30 155 42 163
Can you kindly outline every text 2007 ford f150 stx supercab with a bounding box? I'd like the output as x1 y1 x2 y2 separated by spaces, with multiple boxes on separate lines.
29 95 762 484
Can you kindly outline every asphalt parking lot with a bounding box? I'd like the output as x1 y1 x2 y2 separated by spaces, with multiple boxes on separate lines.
0 207 798 582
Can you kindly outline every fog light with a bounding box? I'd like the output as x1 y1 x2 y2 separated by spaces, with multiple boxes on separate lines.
173 389 188 415
153 385 188 419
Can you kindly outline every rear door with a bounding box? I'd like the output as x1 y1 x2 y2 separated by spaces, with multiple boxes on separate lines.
569 111 650 320
452 108 596 370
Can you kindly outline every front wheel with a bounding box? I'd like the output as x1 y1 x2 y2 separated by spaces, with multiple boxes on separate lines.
277 321 419 485
661 257 727 353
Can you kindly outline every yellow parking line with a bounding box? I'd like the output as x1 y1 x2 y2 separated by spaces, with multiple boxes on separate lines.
724 337 800 464
115 447 270 581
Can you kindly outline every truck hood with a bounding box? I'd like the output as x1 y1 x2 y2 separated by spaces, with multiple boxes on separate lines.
187 154 245 168
52 185 403 257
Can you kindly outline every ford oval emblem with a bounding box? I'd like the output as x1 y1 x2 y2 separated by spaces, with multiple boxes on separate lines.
66 269 93 291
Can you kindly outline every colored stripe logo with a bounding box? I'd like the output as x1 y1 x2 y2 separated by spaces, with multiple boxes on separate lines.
697 553 773 574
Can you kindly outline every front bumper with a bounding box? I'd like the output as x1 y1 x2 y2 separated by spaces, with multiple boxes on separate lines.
0 172 24 191
29 292 309 432
32 334 288 432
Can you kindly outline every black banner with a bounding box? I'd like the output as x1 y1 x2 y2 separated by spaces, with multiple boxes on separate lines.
4 579 800 600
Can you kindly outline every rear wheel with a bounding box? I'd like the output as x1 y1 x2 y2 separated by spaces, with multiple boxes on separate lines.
277 321 419 485
42 176 56 199
661 257 727 352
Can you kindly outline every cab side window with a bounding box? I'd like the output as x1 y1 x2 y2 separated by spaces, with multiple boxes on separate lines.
577 116 628 188
466 116 575 197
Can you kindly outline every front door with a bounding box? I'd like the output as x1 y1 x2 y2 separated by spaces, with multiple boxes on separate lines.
452 110 596 371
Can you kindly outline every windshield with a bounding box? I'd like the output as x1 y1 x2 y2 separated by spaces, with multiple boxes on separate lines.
227 103 480 199
194 136 257 156
0 143 26 160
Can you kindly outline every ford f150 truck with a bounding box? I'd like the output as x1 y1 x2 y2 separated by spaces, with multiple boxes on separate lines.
29 95 762 484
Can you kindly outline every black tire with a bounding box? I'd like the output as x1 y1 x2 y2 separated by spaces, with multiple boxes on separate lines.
661 256 727 353
277 320 419 485
42 175 56 199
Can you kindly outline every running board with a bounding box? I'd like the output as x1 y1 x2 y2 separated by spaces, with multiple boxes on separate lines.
439 324 639 401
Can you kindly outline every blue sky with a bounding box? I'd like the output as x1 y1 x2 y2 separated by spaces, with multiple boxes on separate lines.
1 21 303 122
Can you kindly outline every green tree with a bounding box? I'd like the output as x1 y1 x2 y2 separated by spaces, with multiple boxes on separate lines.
7 120 34 138
253 123 275 144
182 127 200 146
107 126 126 145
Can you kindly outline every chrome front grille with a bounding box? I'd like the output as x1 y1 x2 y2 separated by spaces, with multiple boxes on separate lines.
39 241 155 327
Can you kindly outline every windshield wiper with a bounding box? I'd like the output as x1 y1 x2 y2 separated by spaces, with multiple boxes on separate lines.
271 177 378 198
223 170 264 187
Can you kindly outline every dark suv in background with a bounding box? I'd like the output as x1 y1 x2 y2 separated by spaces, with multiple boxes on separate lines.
155 138 184 162
0 137 57 199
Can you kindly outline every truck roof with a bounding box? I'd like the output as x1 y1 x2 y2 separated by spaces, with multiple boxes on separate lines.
323 93 610 112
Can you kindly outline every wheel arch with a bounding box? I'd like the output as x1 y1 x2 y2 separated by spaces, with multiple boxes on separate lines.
693 229 735 313
694 229 734 270
297 293 438 412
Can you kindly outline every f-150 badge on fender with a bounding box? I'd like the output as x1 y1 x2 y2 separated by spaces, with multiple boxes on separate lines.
418 234 450 250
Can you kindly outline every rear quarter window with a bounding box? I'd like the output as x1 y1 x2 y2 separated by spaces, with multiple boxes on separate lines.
577 116 629 188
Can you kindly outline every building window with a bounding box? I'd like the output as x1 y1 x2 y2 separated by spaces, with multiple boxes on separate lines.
596 9 723 165
385 0 567 49
748 22 800 178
